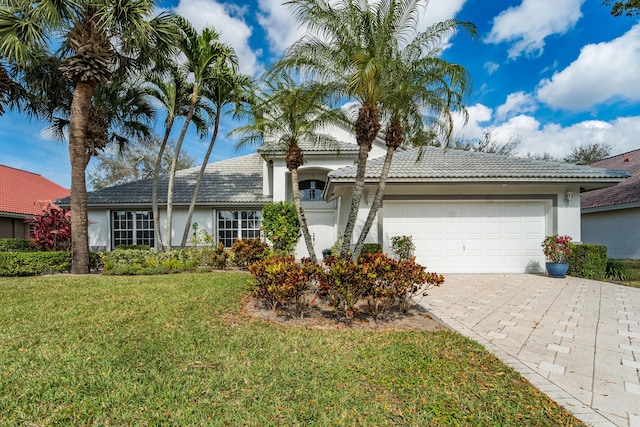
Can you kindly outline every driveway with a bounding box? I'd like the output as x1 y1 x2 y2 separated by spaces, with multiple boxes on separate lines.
417 274 640 427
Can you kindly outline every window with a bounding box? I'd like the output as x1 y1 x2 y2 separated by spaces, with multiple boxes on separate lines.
299 179 325 201
112 211 154 248
218 210 262 247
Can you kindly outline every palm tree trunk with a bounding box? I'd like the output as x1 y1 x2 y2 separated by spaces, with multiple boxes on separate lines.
68 82 95 274
179 108 220 248
352 144 395 261
339 103 380 259
291 167 318 264
166 98 196 250
152 118 174 251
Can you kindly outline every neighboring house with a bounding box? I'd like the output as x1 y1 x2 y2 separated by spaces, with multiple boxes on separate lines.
581 149 640 259
57 126 628 273
0 165 70 239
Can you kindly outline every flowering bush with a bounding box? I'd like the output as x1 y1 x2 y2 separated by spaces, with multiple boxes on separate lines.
542 235 573 263
26 206 71 251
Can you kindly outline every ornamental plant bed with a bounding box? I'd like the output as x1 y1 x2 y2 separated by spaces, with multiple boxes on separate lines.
243 294 446 331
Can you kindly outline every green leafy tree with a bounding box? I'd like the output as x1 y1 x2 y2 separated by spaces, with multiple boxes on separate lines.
164 18 235 250
233 72 344 264
450 130 521 156
279 0 476 259
179 55 253 248
563 142 612 165
145 64 210 250
603 0 640 16
87 139 196 189
262 202 300 255
0 0 178 273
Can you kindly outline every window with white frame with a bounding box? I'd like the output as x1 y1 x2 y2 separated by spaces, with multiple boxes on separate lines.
217 210 262 247
112 211 154 248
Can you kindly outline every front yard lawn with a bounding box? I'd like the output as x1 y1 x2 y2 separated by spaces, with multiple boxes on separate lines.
0 273 582 426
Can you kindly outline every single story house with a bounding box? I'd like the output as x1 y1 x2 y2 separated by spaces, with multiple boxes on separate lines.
57 126 629 273
0 164 70 239
581 149 640 259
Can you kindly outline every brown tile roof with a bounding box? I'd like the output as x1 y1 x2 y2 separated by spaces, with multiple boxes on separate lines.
0 165 70 216
581 149 640 210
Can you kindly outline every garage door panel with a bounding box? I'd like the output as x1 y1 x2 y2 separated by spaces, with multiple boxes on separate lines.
384 201 547 273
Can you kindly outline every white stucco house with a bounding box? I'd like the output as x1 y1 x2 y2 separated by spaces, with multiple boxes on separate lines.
57 125 629 273
581 149 639 259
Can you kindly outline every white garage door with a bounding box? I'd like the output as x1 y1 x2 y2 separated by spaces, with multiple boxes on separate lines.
383 201 547 273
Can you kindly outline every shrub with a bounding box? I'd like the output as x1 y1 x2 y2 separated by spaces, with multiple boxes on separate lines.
0 238 35 252
262 202 300 255
391 235 415 260
25 206 72 251
101 249 194 275
360 243 382 256
318 257 369 325
606 259 630 281
231 238 270 269
567 244 607 280
248 255 310 317
113 244 151 251
0 252 71 276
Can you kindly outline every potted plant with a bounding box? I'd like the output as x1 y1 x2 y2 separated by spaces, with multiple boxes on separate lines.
541 235 573 278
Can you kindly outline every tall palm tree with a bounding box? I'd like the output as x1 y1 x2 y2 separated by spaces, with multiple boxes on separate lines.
145 64 209 251
351 22 473 259
278 0 475 259
0 0 178 273
164 18 235 250
178 63 253 248
232 72 345 264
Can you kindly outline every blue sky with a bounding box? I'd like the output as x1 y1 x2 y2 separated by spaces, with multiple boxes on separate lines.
1 0 639 188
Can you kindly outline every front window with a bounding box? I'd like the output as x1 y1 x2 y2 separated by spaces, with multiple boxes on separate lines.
299 179 325 201
112 211 154 248
218 210 262 247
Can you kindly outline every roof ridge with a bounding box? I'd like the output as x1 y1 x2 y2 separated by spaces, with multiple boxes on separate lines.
0 164 43 177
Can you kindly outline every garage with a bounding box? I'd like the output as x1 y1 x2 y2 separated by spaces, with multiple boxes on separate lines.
383 200 548 273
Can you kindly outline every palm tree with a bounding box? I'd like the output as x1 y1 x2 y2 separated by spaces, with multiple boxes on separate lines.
232 72 345 264
145 64 210 251
351 22 473 259
278 0 475 259
178 63 253 248
164 18 235 250
0 0 178 273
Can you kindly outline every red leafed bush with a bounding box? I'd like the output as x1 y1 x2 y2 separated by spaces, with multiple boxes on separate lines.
248 255 310 317
26 206 71 251
231 238 270 269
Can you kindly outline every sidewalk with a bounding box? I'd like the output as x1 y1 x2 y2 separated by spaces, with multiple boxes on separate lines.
417 274 640 427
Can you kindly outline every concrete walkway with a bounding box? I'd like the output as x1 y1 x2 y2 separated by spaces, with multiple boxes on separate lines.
417 274 640 427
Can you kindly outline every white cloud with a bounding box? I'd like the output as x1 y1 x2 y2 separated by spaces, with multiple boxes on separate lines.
495 91 537 121
484 61 500 75
173 0 261 76
486 0 584 59
537 24 640 110
451 102 640 159
257 0 308 53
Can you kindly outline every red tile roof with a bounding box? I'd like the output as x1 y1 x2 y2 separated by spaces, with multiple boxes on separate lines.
581 149 640 210
0 165 70 216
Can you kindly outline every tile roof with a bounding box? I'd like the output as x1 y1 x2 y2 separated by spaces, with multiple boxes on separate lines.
56 153 271 207
257 137 359 155
328 146 630 183
0 165 70 216
581 149 640 210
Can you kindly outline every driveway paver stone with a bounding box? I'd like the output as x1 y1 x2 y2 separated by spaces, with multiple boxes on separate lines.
418 274 640 427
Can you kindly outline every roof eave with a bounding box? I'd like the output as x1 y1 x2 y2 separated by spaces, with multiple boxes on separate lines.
582 201 640 214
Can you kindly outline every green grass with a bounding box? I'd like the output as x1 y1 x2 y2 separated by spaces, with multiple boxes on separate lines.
612 259 640 288
0 273 583 426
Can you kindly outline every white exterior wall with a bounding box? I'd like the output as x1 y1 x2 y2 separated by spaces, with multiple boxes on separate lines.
88 210 110 251
582 207 640 259
555 186 582 242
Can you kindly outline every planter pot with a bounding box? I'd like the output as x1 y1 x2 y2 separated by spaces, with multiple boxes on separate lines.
546 262 569 278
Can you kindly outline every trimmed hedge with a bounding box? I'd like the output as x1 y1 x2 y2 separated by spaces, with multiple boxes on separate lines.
0 238 35 252
567 244 607 280
0 252 71 276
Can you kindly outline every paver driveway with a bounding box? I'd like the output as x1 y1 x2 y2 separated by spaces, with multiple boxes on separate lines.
417 274 640 427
